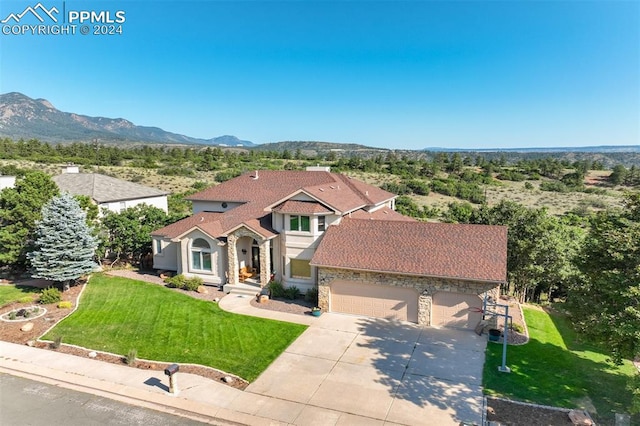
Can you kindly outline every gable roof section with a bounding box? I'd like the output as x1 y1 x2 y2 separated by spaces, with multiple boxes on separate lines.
53 173 168 203
272 200 334 215
311 218 507 283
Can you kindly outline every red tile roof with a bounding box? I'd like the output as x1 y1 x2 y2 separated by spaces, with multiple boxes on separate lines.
153 170 395 239
311 218 507 283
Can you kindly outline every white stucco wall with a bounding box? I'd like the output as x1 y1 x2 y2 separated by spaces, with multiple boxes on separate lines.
152 238 178 271
100 195 168 213
177 230 226 285
192 200 243 214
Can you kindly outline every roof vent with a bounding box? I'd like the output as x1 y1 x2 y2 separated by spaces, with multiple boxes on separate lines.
365 191 369 196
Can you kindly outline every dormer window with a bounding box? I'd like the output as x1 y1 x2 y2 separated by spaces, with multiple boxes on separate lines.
290 215 310 232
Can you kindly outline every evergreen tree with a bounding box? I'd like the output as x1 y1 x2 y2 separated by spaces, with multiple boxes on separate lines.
28 193 98 291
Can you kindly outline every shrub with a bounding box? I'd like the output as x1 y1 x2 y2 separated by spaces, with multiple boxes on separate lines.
51 336 63 349
268 280 286 298
58 301 73 309
305 287 319 305
164 274 186 289
183 276 203 292
125 349 137 366
510 323 524 333
284 286 300 300
18 295 35 304
524 182 534 190
40 287 62 304
8 311 16 320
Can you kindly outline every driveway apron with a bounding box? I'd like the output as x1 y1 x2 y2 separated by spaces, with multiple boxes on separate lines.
246 313 487 425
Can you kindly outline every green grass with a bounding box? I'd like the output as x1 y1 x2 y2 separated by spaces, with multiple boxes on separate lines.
0 285 40 306
483 306 638 424
43 274 307 381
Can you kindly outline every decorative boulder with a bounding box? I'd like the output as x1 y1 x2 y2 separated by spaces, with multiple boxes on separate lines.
21 322 34 332
222 376 234 384
197 286 208 294
88 351 97 358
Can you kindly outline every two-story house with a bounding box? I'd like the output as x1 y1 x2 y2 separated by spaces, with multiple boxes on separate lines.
151 167 507 329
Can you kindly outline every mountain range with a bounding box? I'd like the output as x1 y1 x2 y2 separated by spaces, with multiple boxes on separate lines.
0 92 255 147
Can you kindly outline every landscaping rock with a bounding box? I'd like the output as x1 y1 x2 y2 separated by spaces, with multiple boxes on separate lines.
21 323 34 332
213 297 220 302
222 376 234 384
26 340 35 347
568 409 594 426
197 285 208 294
88 351 97 358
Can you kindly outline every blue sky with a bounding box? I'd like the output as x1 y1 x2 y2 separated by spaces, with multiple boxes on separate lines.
1 0 638 149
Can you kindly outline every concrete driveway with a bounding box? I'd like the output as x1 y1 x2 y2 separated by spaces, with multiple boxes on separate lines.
244 313 487 425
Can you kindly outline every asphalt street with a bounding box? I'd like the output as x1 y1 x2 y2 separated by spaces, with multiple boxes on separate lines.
0 373 210 425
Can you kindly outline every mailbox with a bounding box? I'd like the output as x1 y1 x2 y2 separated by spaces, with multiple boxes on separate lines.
164 363 179 376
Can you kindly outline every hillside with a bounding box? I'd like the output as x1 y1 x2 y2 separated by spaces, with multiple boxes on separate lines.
0 92 255 147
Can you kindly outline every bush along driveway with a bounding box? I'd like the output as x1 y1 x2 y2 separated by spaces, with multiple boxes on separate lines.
43 274 307 382
483 305 638 425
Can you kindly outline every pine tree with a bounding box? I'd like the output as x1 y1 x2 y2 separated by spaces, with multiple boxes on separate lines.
28 193 98 291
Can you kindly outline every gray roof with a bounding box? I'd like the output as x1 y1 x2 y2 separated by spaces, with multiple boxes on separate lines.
52 173 168 203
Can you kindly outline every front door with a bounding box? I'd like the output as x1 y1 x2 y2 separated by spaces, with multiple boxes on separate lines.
251 246 260 273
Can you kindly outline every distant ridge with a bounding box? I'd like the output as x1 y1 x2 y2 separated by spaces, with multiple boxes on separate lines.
423 145 640 153
0 92 255 147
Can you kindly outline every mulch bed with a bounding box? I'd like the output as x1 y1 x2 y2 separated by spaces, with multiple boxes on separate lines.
486 397 575 425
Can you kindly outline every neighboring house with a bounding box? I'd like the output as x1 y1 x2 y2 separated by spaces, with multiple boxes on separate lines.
0 174 16 191
152 167 507 328
53 166 169 214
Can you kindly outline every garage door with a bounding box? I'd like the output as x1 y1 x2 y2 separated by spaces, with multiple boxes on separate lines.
330 281 418 323
432 292 483 329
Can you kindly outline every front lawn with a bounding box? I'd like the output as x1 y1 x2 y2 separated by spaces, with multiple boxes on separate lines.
43 274 307 381
483 306 638 424
0 284 40 306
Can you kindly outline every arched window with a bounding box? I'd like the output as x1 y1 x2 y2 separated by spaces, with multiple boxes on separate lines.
191 238 212 271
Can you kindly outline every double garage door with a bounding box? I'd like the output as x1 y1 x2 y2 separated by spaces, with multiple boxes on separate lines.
330 281 418 323
330 280 483 329
432 291 483 329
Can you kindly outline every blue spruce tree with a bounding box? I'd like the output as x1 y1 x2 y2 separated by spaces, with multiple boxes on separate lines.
28 193 98 291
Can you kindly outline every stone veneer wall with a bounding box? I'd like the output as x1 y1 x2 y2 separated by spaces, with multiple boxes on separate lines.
227 227 271 287
317 267 501 326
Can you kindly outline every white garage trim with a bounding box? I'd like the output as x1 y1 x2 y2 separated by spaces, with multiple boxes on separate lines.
330 280 418 323
432 292 483 329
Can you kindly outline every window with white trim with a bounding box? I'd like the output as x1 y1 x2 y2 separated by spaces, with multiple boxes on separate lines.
290 259 311 279
318 216 326 232
191 238 212 271
155 239 163 255
290 215 310 232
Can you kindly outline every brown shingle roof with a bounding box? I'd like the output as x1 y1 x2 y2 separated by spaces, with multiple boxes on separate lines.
272 200 334 214
348 207 417 222
153 170 396 239
151 212 225 239
311 218 507 283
